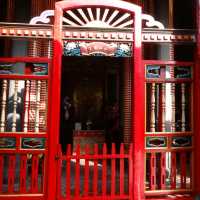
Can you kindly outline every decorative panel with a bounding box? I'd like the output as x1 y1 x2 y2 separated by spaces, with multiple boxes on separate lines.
146 137 167 148
0 137 16 149
0 62 48 75
174 66 191 78
0 63 14 74
146 65 160 78
21 137 46 149
63 42 132 57
171 136 192 147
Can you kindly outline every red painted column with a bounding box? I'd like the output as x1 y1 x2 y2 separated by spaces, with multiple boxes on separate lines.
194 0 200 196
132 8 144 200
47 4 63 200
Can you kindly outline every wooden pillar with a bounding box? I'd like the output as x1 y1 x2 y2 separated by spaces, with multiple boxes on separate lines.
132 8 144 200
194 0 200 196
47 3 63 200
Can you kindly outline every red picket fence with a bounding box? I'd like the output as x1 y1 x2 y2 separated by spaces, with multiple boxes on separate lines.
145 150 193 197
0 152 46 195
56 143 133 200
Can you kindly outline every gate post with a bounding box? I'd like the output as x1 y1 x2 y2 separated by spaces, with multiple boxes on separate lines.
46 4 63 200
194 0 200 196
132 8 145 200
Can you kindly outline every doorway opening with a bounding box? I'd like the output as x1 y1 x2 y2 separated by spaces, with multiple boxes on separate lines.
59 56 132 153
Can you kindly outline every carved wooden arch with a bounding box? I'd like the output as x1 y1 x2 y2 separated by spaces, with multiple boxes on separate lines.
49 1 144 200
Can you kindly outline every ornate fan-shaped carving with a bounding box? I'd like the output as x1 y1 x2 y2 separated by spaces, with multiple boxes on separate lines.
63 7 133 28
30 8 134 28
29 8 165 29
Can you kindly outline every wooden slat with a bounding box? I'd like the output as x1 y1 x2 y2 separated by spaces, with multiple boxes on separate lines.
180 152 186 189
111 143 116 196
93 144 98 195
31 154 39 193
66 144 71 197
102 143 107 195
19 155 27 193
75 144 80 197
84 144 90 196
129 144 133 198
170 152 177 189
8 155 16 193
0 155 4 192
160 152 166 190
150 152 156 190
40 154 45 193
120 143 125 195
56 146 62 199
189 152 193 189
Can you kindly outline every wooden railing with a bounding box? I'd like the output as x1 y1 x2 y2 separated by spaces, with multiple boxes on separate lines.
0 152 46 195
56 143 133 200
145 61 193 198
0 57 49 199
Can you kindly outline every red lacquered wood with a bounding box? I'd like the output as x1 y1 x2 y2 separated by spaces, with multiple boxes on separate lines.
75 144 80 197
160 152 166 190
132 7 144 200
147 198 193 200
8 155 16 193
102 143 107 196
0 75 48 80
84 144 90 196
66 144 71 197
52 1 143 200
31 154 39 193
150 152 156 190
111 143 116 196
56 146 62 200
194 1 200 194
180 152 186 189
0 57 50 63
170 152 177 189
40 154 45 193
120 143 125 195
0 155 3 192
0 196 45 200
19 155 27 193
93 144 98 195
190 152 193 189
46 3 62 200
143 60 194 66
129 144 133 199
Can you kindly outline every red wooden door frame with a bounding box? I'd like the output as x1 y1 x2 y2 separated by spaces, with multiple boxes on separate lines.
194 0 200 196
47 1 144 200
